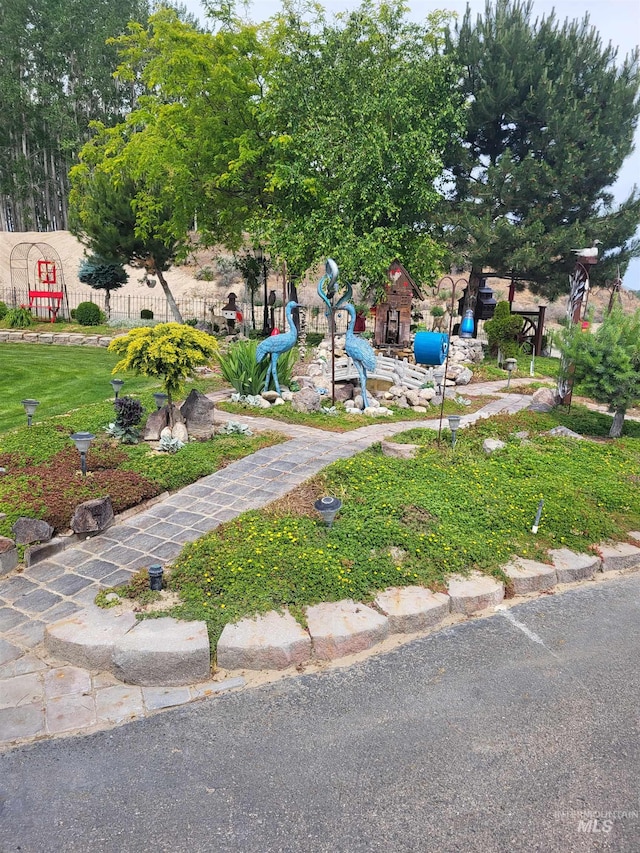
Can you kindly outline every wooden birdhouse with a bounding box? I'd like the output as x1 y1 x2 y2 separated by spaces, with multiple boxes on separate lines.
373 260 423 348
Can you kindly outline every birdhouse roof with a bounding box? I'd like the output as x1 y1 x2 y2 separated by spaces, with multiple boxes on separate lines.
386 259 424 299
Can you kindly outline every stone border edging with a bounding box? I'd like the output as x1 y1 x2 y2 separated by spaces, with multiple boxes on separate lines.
0 330 116 347
43 542 640 683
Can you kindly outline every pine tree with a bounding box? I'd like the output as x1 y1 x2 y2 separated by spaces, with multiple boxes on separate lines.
444 0 640 299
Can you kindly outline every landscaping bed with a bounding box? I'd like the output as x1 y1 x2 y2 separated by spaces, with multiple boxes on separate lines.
124 405 640 650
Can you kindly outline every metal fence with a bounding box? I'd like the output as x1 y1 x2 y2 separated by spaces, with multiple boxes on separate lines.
0 286 346 334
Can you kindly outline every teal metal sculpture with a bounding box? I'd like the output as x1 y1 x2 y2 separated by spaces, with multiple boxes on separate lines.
255 300 300 395
317 258 377 408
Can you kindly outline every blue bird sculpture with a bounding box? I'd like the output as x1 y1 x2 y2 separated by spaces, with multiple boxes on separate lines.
343 302 377 408
256 301 300 395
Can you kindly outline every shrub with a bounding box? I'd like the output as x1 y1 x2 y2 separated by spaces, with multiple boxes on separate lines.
70 308 77 319
0 301 7 320
6 307 33 328
483 301 524 358
306 332 324 348
216 339 298 395
75 301 104 326
140 308 154 319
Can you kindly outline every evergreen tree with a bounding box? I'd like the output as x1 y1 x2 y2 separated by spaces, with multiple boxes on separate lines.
444 0 640 299
78 255 128 319
560 305 640 437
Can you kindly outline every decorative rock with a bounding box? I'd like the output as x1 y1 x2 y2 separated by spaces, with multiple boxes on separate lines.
273 397 285 406
291 387 322 413
503 557 557 594
306 599 389 659
24 538 67 566
45 607 137 671
364 406 393 416
112 617 210 686
281 390 294 402
544 425 583 440
447 573 504 614
374 586 450 633
143 407 170 440
71 496 114 535
455 366 473 386
549 548 600 583
598 542 640 573
334 383 355 403
160 426 173 441
380 440 419 459
418 386 435 401
483 438 506 454
528 388 556 413
180 389 215 439
12 517 54 545
353 394 364 410
172 422 189 444
0 537 18 576
261 390 280 403
216 610 312 670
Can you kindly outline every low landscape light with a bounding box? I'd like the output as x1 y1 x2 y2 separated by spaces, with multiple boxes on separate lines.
447 415 461 448
504 358 517 389
314 496 342 528
148 564 164 591
110 379 124 400
21 399 40 427
433 367 445 396
153 392 168 410
70 432 95 477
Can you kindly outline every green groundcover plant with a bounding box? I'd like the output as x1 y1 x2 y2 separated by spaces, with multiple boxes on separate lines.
135 406 640 653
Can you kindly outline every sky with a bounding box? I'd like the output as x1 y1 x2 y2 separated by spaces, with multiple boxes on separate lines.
183 0 640 288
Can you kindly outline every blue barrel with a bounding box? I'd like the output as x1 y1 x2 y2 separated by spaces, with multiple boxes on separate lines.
414 332 449 365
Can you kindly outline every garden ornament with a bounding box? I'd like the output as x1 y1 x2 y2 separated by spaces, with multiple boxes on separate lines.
255 301 301 395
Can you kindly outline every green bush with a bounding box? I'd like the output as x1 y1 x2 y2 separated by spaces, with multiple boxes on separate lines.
5 306 33 328
0 301 7 320
216 339 298 395
484 301 524 358
140 308 154 319
75 301 104 326
306 332 324 348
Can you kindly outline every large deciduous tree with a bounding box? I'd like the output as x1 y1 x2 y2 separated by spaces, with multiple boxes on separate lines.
444 0 640 299
259 1 465 295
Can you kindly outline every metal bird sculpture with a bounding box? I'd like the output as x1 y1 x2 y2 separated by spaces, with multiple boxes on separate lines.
317 258 340 315
255 301 300 395
572 240 602 258
343 302 377 409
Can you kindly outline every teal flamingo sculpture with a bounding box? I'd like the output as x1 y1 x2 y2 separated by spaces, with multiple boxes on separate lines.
343 302 377 408
256 301 300 395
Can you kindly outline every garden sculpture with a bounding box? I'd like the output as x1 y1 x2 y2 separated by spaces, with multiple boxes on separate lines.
255 300 301 395
343 300 377 408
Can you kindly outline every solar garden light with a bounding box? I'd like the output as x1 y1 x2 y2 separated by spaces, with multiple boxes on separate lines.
504 358 517 389
21 399 40 427
153 392 168 410
148 564 164 591
110 379 125 400
314 496 342 528
447 415 461 448
69 432 95 477
433 367 445 396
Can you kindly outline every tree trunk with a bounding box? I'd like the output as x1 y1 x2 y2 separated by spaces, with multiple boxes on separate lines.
155 268 183 323
609 408 625 438
104 289 111 319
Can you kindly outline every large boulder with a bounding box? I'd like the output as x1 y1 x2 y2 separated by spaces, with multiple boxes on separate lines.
528 387 556 413
180 389 215 440
12 517 54 545
291 387 322 413
71 497 114 535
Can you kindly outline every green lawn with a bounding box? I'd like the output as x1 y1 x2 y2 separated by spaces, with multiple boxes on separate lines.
0 343 225 432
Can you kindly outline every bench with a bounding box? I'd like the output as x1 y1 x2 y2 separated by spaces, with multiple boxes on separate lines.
28 290 64 322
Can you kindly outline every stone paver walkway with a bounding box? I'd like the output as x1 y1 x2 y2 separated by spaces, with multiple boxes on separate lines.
0 385 539 749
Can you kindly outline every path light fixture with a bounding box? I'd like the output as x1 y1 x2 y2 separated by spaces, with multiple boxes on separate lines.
433 367 445 397
314 496 342 528
153 392 168 410
504 358 517 389
448 415 461 448
70 432 95 477
148 564 164 591
110 379 124 400
21 399 40 427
